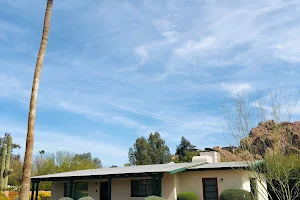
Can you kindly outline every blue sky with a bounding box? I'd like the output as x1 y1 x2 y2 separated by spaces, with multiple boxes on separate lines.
1 0 300 166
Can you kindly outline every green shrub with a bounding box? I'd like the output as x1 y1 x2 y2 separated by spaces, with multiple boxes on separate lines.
14 195 41 200
219 189 252 200
0 193 9 200
78 197 94 200
59 198 73 200
177 192 199 200
145 196 167 200
39 191 51 198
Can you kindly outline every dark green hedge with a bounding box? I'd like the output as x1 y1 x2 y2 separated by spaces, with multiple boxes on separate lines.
219 189 253 200
177 192 199 200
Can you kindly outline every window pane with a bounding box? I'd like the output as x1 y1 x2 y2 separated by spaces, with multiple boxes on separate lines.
203 179 218 200
131 179 157 197
204 179 217 186
74 182 88 200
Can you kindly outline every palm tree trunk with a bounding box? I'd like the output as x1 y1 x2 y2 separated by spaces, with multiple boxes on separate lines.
19 1 54 199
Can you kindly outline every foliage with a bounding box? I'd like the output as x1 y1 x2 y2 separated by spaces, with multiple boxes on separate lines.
38 191 51 198
0 133 21 155
59 198 73 200
175 137 196 160
219 189 252 200
145 196 167 200
78 197 94 200
129 132 171 165
222 90 300 200
14 194 41 200
32 151 102 190
177 192 199 200
0 193 9 200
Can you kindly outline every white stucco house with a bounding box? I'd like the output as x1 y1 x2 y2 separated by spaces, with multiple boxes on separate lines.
31 151 268 200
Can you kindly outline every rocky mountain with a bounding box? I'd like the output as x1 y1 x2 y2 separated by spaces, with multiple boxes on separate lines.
214 120 300 161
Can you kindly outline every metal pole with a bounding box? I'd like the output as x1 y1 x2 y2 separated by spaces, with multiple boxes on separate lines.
31 182 35 200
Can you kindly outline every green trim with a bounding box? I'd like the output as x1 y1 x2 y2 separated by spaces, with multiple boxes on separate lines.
108 178 112 200
169 167 187 175
169 163 206 174
31 183 35 200
32 172 164 182
35 182 39 200
158 176 162 197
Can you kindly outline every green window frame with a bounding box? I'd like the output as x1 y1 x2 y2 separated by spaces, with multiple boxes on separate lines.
64 182 88 200
131 179 159 197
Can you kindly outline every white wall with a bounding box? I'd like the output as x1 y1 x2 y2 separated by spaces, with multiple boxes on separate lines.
178 170 247 200
50 181 65 200
50 174 175 200
50 170 268 200
243 172 268 200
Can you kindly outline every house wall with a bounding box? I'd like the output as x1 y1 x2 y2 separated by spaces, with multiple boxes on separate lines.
177 170 248 200
50 174 176 200
50 181 65 200
244 172 268 200
50 170 268 200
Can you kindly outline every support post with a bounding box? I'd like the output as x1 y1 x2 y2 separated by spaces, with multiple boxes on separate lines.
158 175 162 197
35 182 39 200
31 182 35 200
108 178 112 200
152 177 156 196
69 180 73 198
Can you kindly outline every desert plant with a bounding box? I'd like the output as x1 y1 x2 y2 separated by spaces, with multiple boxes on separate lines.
38 191 51 198
0 193 9 200
0 193 9 199
59 198 73 200
78 197 94 200
145 196 167 200
219 189 252 200
177 192 199 200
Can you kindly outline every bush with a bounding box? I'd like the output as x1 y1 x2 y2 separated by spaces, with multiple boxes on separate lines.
59 198 73 200
219 189 252 200
145 196 167 200
0 193 9 200
14 195 41 200
177 192 199 200
78 197 94 200
39 191 51 198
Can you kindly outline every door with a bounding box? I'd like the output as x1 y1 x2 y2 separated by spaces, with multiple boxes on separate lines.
100 182 109 200
202 178 218 200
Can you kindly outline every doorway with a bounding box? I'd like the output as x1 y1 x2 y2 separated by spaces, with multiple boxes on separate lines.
202 178 218 200
100 182 109 200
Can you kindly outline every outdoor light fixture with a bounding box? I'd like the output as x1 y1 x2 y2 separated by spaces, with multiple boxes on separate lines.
96 182 98 192
220 178 224 182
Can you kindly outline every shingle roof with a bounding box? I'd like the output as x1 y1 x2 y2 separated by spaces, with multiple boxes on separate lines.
32 161 261 180
32 162 205 179
189 160 263 170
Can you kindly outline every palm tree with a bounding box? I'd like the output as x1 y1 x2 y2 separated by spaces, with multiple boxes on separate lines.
19 1 54 199
39 150 45 158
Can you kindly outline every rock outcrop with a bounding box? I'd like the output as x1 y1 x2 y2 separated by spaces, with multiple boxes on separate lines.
214 120 300 161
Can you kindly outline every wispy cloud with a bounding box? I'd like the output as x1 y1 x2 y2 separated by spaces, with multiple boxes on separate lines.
1 0 300 165
221 83 253 96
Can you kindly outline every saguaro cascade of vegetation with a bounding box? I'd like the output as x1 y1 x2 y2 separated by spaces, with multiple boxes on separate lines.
19 0 54 199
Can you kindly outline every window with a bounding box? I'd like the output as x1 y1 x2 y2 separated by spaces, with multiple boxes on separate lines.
131 179 159 197
250 178 257 198
202 178 218 200
64 182 88 200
